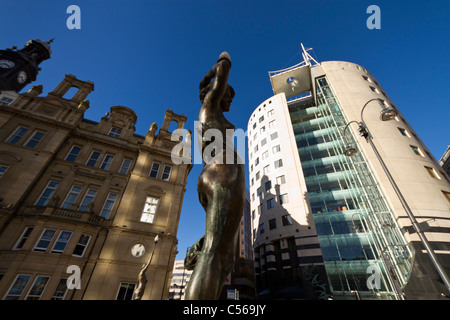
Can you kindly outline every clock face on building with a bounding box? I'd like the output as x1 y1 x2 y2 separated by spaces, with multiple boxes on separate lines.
131 243 146 257
17 71 27 84
0 60 15 69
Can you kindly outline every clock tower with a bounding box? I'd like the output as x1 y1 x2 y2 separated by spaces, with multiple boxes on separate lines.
0 39 53 93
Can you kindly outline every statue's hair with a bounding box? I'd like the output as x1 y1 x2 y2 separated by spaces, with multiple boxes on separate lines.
227 85 235 99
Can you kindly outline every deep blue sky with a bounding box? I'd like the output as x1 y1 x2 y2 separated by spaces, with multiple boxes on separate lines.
2 0 449 261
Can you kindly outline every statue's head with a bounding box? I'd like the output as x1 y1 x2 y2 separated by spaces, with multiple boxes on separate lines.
220 85 235 112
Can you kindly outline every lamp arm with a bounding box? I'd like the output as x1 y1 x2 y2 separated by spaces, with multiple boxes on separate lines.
360 98 382 124
342 120 361 146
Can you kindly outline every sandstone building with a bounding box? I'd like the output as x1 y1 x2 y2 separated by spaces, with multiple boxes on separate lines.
0 73 192 300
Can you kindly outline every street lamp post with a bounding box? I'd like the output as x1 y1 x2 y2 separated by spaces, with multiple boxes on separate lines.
133 234 159 300
342 98 450 295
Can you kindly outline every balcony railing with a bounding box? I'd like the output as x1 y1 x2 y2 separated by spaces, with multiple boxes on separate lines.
23 206 106 225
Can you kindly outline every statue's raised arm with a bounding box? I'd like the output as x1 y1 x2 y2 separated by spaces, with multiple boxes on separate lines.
199 52 231 106
198 52 234 120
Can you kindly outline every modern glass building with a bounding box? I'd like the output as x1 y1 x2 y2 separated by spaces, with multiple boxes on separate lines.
248 45 450 300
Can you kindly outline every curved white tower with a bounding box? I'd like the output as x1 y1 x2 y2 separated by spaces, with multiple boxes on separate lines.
248 45 450 300
248 94 328 299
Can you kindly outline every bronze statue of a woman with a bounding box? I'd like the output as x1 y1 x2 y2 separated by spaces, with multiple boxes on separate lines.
184 52 246 300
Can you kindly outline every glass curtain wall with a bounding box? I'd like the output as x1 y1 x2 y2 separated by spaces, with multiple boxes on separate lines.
288 76 413 300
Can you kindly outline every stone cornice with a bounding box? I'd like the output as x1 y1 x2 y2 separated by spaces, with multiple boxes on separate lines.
0 104 76 131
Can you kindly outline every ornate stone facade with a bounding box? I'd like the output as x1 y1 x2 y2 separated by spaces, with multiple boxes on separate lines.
0 74 192 300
